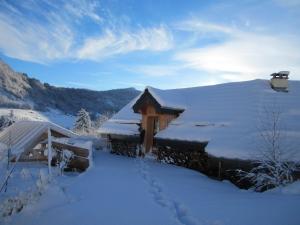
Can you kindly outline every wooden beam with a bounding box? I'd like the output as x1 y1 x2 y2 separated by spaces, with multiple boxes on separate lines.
48 127 52 175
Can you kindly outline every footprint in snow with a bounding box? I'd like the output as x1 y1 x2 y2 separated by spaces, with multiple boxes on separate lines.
136 159 202 225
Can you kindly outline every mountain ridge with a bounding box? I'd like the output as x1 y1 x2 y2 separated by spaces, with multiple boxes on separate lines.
0 60 140 117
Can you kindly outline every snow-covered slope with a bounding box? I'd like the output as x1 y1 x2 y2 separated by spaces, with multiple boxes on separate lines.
100 79 300 160
0 109 76 129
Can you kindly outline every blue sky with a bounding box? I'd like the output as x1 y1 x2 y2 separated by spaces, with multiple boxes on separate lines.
0 0 300 90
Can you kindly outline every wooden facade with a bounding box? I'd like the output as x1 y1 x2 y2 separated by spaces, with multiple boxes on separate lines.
132 88 184 152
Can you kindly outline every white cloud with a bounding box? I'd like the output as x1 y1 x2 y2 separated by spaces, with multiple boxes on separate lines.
77 26 173 61
174 20 300 82
0 1 173 63
64 0 102 23
175 19 233 34
0 13 74 64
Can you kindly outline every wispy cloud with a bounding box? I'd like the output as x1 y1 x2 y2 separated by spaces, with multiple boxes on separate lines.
63 0 102 23
173 19 300 82
175 19 233 34
0 1 173 64
77 25 173 61
0 14 74 64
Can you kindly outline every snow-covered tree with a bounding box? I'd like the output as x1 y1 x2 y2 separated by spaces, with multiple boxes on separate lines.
74 108 91 133
238 106 299 191
0 110 16 131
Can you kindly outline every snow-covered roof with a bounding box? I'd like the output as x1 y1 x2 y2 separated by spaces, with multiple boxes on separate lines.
99 79 300 161
99 95 141 136
145 86 186 110
0 121 76 155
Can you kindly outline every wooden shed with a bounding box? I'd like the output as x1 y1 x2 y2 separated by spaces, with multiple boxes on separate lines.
0 121 91 171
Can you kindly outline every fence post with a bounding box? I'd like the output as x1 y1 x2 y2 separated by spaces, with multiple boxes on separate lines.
48 127 52 175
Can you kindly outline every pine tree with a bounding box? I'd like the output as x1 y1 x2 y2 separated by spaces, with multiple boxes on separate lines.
74 108 91 133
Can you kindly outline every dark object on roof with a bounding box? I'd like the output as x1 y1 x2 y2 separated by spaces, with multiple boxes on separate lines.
270 71 289 91
270 71 289 79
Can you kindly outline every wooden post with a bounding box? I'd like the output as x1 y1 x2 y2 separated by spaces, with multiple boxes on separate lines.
48 127 52 175
218 161 222 180
4 130 12 192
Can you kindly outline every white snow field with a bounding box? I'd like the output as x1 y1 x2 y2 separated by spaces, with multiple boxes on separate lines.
6 151 300 225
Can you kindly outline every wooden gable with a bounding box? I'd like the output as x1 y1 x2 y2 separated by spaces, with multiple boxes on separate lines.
132 88 184 115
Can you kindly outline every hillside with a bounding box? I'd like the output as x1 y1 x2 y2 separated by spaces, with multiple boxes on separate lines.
0 60 140 116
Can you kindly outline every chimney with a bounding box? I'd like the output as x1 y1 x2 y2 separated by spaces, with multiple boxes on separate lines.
270 71 289 92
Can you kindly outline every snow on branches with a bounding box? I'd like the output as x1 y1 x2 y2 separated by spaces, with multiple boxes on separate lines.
74 108 91 134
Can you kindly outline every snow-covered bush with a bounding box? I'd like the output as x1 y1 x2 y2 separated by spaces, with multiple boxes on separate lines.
74 108 92 134
238 107 299 191
238 160 297 191
0 169 50 218
58 149 74 173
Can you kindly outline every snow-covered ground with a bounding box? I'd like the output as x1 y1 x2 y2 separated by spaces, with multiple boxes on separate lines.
5 151 300 225
0 109 75 129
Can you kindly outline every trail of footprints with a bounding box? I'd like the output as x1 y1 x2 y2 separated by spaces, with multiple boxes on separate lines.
136 159 202 225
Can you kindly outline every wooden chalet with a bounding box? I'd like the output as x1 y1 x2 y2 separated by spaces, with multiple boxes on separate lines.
99 79 300 187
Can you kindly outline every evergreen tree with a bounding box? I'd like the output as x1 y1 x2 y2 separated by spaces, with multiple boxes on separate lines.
74 108 91 133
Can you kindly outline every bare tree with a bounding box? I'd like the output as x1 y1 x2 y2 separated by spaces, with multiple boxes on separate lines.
238 105 298 191
93 111 114 129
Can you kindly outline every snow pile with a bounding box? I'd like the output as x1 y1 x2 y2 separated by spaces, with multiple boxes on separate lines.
100 79 300 161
